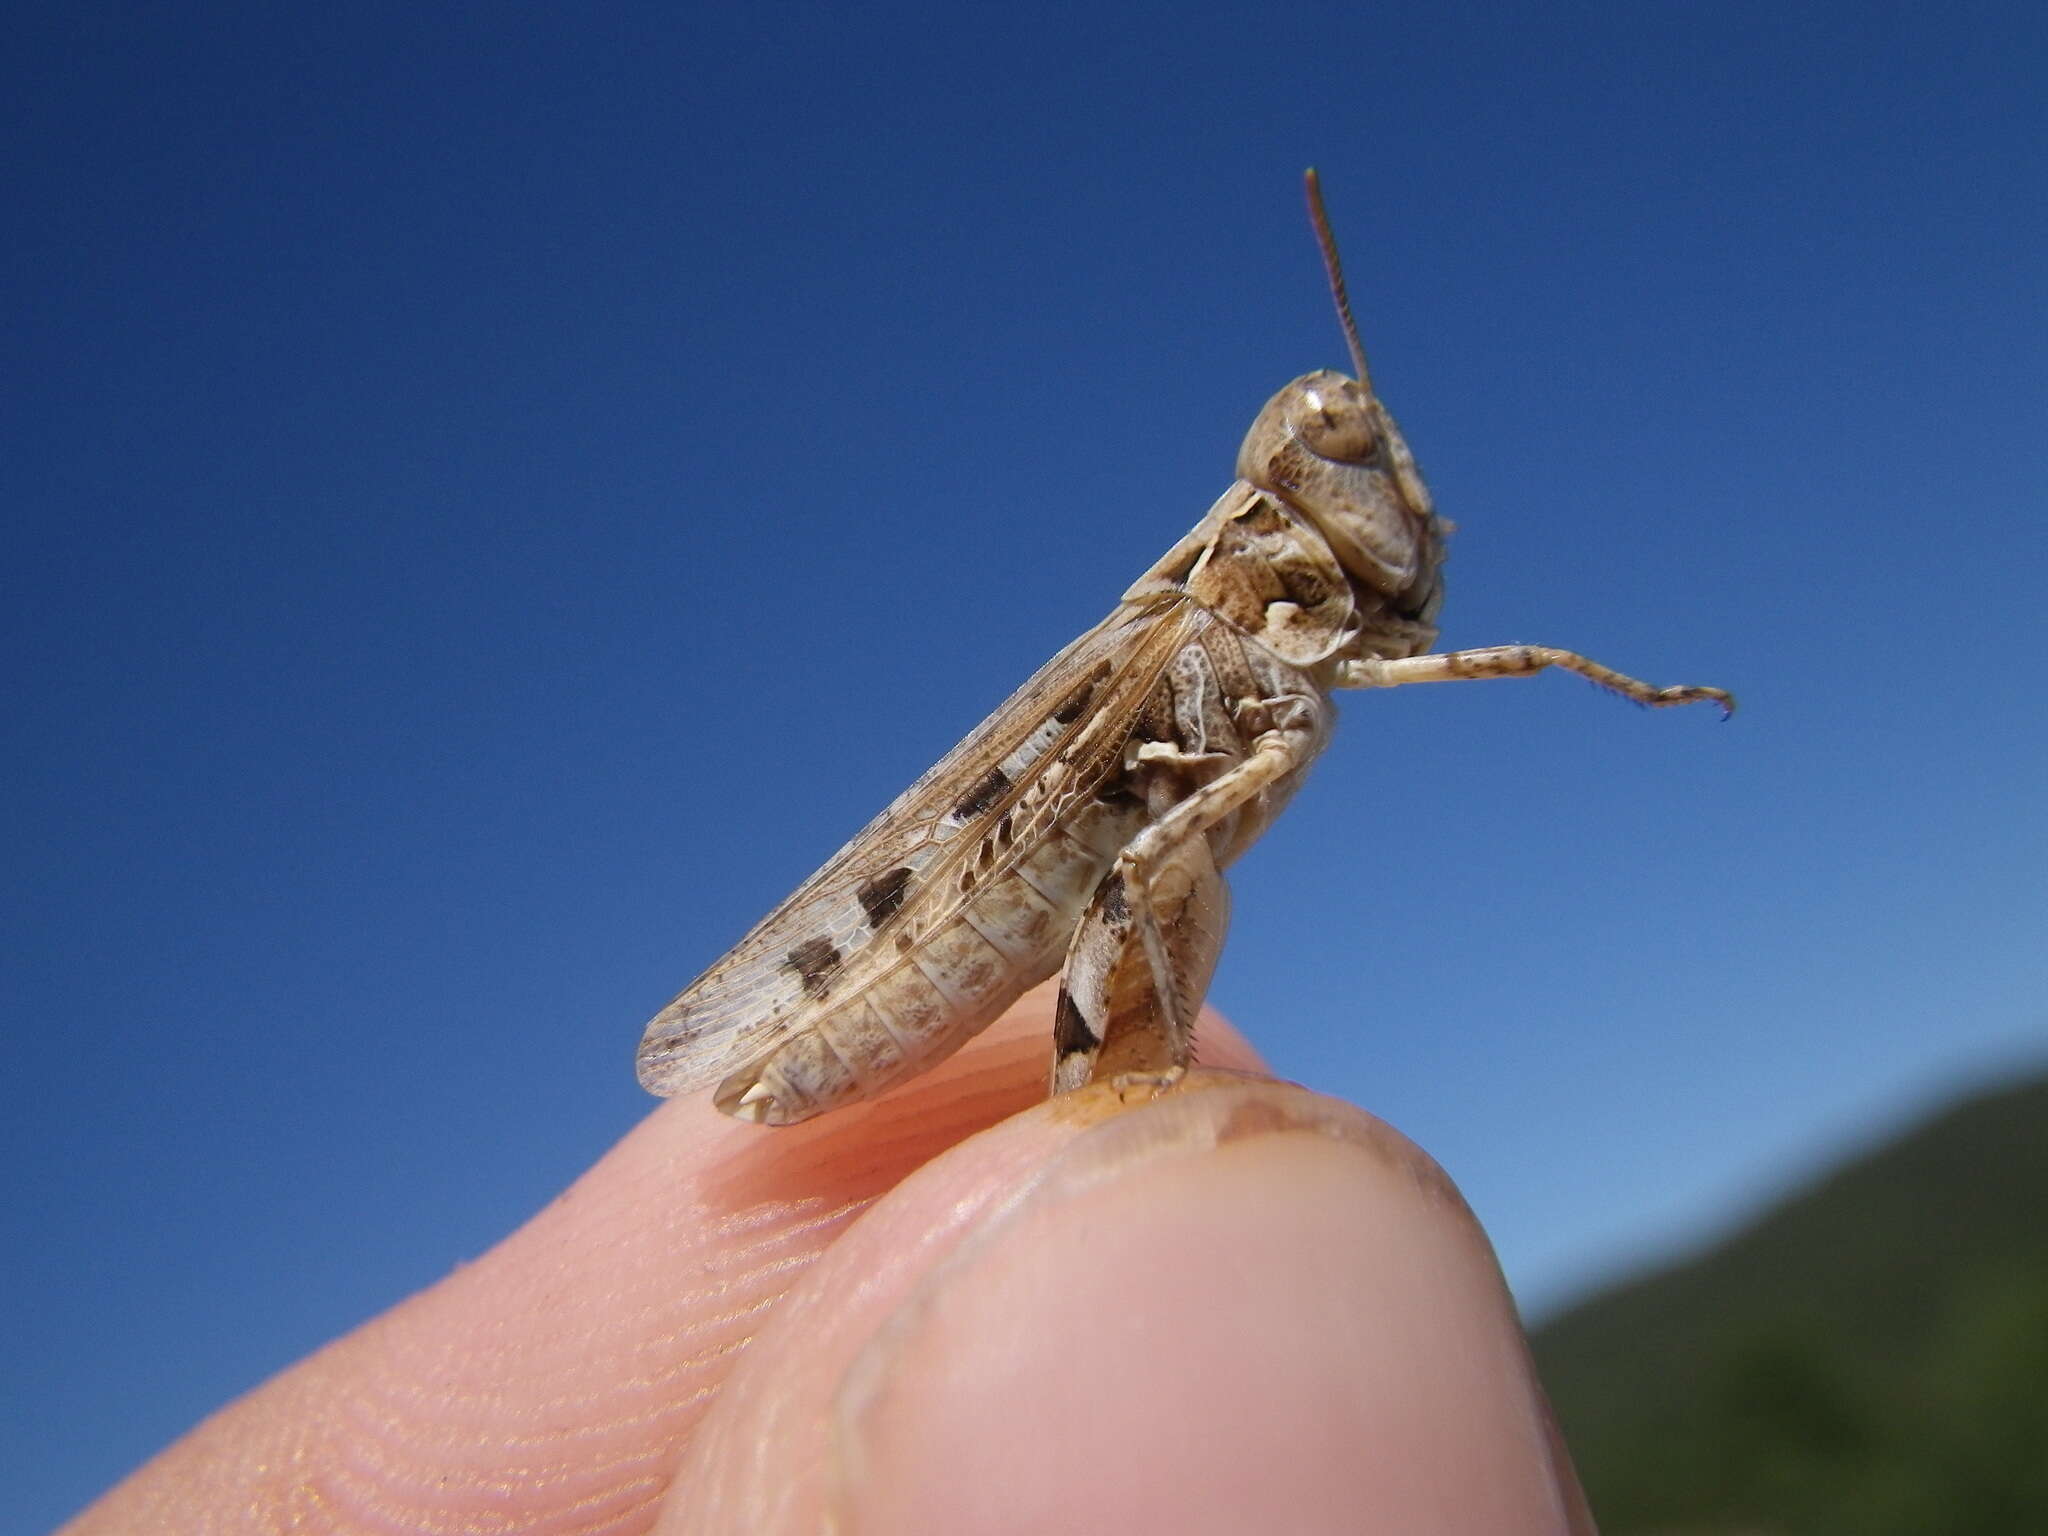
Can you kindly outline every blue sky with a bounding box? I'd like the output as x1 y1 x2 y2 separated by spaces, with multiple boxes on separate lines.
6 1 2045 1525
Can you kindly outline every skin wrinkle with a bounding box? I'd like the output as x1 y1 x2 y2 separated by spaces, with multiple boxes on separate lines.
656 1156 1049 1529
321 1372 657 1536
350 1334 719 1441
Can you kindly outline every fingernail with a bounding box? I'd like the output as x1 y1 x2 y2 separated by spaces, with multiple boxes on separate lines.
829 1078 1584 1534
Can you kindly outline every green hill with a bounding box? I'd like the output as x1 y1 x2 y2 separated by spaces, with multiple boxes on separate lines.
1529 1068 2048 1535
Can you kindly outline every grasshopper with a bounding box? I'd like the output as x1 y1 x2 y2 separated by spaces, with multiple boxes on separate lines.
636 171 1731 1125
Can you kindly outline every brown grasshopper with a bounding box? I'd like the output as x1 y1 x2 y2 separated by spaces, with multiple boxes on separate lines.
636 170 1731 1125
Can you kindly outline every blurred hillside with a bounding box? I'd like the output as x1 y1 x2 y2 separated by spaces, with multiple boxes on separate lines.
1530 1068 2048 1534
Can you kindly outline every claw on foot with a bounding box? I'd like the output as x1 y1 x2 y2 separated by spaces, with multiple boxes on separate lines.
723 1080 777 1123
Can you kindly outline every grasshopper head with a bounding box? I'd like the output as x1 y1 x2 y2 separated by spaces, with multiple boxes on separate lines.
1237 370 1445 623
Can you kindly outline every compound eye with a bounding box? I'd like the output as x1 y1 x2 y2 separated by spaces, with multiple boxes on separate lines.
1293 380 1377 462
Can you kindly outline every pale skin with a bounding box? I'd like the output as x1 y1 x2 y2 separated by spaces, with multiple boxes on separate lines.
63 984 1597 1534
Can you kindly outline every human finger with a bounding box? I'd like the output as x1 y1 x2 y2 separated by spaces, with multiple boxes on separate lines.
659 1074 1594 1534
61 984 1264 1534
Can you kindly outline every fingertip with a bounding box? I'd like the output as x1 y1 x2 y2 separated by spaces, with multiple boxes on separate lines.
832 1080 1586 1534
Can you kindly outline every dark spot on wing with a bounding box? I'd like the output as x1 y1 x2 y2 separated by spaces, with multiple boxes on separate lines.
1052 669 1105 725
856 866 913 929
1054 991 1101 1055
783 937 842 998
1136 684 1174 744
951 765 1011 822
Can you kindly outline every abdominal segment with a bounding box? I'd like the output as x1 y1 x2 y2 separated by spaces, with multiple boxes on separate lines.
715 805 1140 1124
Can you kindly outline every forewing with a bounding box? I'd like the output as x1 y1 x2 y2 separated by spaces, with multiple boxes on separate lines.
636 596 1196 1095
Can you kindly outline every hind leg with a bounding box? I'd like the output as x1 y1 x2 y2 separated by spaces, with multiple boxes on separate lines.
1051 830 1228 1095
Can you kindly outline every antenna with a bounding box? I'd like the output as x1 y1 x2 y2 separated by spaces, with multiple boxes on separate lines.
1303 168 1373 392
